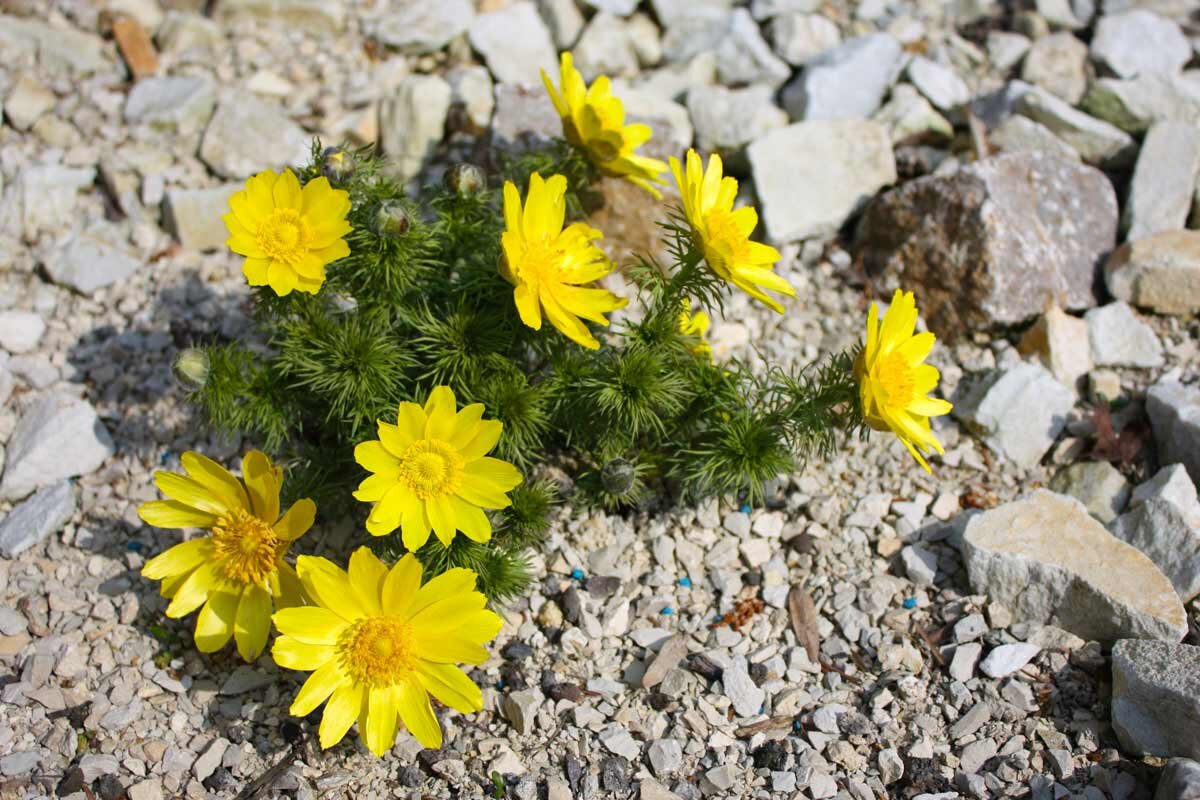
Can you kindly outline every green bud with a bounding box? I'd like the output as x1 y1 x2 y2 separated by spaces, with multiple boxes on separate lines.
173 348 210 390
372 200 411 238
444 163 485 197
321 146 355 185
600 458 636 496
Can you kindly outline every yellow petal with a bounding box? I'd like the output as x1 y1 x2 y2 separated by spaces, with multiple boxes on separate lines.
297 555 368 621
423 385 458 441
273 499 315 541
241 451 281 523
180 452 249 513
142 537 213 580
355 440 399 474
382 554 423 618
271 560 306 609
400 501 432 551
456 473 514 510
363 686 400 756
347 546 388 615
513 284 543 330
165 561 220 618
318 682 364 750
267 261 298 296
273 636 336 671
446 495 491 543
395 402 426 445
426 494 458 547
415 662 483 713
414 635 491 665
234 582 272 661
194 590 238 653
138 499 218 530
396 680 442 749
153 471 228 516
408 568 478 617
448 404 486 448
458 420 503 461
273 606 350 644
289 660 347 716
502 181 523 239
273 168 302 210
410 593 489 634
464 457 523 493
353 473 395 503
243 257 270 286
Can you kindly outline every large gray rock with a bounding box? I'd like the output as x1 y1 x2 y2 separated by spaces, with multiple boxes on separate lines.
663 9 788 88
491 82 562 151
0 311 46 355
952 362 1075 468
1090 10 1190 79
906 56 969 111
0 395 115 501
1148 380 1200 486
1084 302 1164 368
989 115 1079 162
124 75 217 134
781 33 904 120
0 15 107 76
0 481 76 558
1083 74 1200 134
1049 460 1130 523
1111 640 1200 758
768 13 840 66
216 0 345 32
163 185 241 252
748 119 896 242
1016 87 1138 167
687 84 787 155
379 75 453 182
45 225 142 295
573 12 641 81
370 0 474 53
1021 31 1089 104
857 151 1117 339
3 73 55 131
1123 122 1200 240
962 490 1188 642
1155 759 1200 800
1016 305 1091 389
200 94 311 179
1105 231 1200 315
1110 464 1200 601
468 1 557 85
11 164 95 243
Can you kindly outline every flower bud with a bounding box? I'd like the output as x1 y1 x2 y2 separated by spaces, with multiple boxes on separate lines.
600 458 636 496
320 146 355 185
444 163 485 197
372 200 411 238
173 348 210 390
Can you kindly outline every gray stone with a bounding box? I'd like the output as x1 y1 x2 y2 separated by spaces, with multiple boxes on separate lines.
1147 381 1200 486
1015 87 1137 167
200 93 311 179
1021 32 1089 104
501 689 543 734
709 9 790 88
647 739 683 776
0 750 41 776
959 738 999 772
1155 759 1200 800
989 115 1079 162
0 311 45 354
748 119 896 242
768 13 840 66
949 642 983 681
1090 10 1190 79
1016 306 1091 389
371 0 473 54
1084 302 1164 368
3 73 55 131
491 82 562 151
1 394 113 501
702 764 736 793
987 32 1032 74
79 753 120 782
538 0 584 48
979 642 1040 677
163 185 240 252
1038 0 1086 28
858 151 1117 339
950 701 992 739
782 34 904 120
953 362 1075 468
216 0 344 32
1123 122 1200 240
1049 461 1130 523
0 481 76 558
1110 465 1200 601
379 75 452 182
124 75 216 134
687 84 787 155
907 56 970 111
1083 74 1200 134
642 635 689 689
585 0 638 14
721 659 765 717
1111 639 1200 758
220 665 274 696
0 15 107 75
45 225 141 295
639 777 685 800
598 725 641 760
192 738 228 782
750 0 819 18
901 544 938 586
1105 231 1200 315
446 66 494 131
954 613 988 643
962 489 1188 642
469 2 557 85
0 606 25 636
873 84 953 145
12 164 95 243
610 84 693 157
574 13 640 81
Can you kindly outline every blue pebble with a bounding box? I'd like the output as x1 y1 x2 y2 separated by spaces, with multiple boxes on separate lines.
570 568 584 580
496 681 504 689
126 541 143 552
678 577 692 588
903 597 917 609
739 503 751 514
660 607 675 616
793 720 803 732
160 452 171 465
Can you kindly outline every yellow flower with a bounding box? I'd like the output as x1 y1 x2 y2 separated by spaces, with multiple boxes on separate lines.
855 289 954 473
669 150 796 314
354 386 523 551
223 168 352 297
500 172 627 350
541 51 668 197
139 451 316 661
272 548 501 755
678 299 712 359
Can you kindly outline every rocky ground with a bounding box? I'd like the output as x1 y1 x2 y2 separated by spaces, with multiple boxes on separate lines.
1 0 1200 799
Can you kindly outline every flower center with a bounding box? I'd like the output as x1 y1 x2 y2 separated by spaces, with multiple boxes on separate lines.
338 617 416 687
398 439 464 500
700 210 751 276
211 509 282 585
257 209 311 265
514 240 563 289
873 351 916 409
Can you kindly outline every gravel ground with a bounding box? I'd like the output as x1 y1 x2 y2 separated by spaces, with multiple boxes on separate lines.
1 1 1199 799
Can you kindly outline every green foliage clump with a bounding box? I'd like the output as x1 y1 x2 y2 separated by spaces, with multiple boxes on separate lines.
185 140 864 602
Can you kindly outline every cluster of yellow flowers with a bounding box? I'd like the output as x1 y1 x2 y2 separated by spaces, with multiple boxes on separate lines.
137 48 955 760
